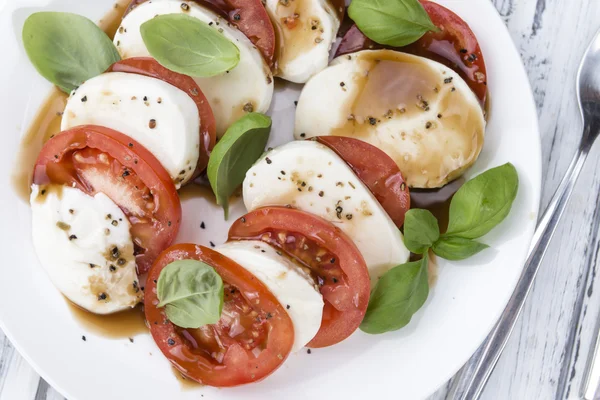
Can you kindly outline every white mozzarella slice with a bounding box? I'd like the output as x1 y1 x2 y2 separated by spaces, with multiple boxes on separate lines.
114 0 274 136
243 140 410 283
30 184 142 315
61 72 200 188
295 50 486 189
216 240 323 351
265 0 341 83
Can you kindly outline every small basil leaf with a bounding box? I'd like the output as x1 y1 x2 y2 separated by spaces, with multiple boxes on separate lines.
157 259 224 329
433 237 488 261
348 0 438 47
22 12 120 93
140 13 240 77
446 163 519 239
403 209 440 254
360 254 429 334
208 113 272 219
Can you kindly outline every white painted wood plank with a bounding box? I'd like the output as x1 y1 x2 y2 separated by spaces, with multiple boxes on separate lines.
0 331 40 400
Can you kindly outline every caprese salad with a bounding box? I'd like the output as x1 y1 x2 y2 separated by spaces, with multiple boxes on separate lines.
18 0 520 388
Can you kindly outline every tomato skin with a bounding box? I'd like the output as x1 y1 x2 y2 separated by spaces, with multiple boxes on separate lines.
336 0 487 106
33 125 181 274
107 57 216 177
145 244 294 387
124 0 276 68
229 207 370 348
316 136 410 228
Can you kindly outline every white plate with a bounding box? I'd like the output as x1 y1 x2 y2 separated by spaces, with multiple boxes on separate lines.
0 0 541 399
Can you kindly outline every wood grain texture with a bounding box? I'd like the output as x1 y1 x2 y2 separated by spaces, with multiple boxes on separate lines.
3 0 600 399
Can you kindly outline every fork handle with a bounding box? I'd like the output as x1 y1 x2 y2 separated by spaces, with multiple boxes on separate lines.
449 143 591 400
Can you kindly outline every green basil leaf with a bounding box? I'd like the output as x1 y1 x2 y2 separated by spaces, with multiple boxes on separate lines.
208 113 272 219
433 237 488 261
157 259 224 329
22 12 120 93
445 163 519 239
348 0 438 47
360 254 429 334
403 209 439 254
140 13 240 78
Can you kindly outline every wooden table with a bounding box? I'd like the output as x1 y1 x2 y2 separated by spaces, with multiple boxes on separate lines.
2 0 600 399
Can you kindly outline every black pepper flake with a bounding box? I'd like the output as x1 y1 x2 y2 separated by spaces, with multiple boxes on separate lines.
368 117 377 125
468 53 478 62
266 157 272 164
294 101 298 106
123 170 131 178
330 258 336 263
437 114 443 119
69 209 74 214
129 338 134 343
112 247 120 258
200 222 206 229
128 143 133 147
41 189 47 195
82 336 87 341
307 349 312 354
112 220 118 226
143 96 148 102
286 305 291 309
318 191 324 197
280 170 286 175
266 312 273 320
133 281 140 293
89 263 95 268
81 96 88 102
168 221 172 227
210 241 215 248
425 122 432 129
109 265 117 272
451 87 456 92
340 82 345 87
346 214 353 220
460 48 468 54
243 102 254 113
117 258 126 266
300 133 306 138
149 119 157 129
69 234 78 241
168 338 176 346
332 277 338 283
335 206 343 219
444 77 454 84
98 293 107 301
234 13 241 20
261 249 266 253
241 217 246 223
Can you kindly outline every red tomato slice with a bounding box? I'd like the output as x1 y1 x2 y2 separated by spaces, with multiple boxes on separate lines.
229 207 370 348
124 0 276 67
316 136 410 228
33 125 181 274
145 244 294 387
107 58 215 178
336 0 488 106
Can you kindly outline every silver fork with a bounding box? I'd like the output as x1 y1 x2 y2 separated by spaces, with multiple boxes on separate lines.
448 27 600 400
